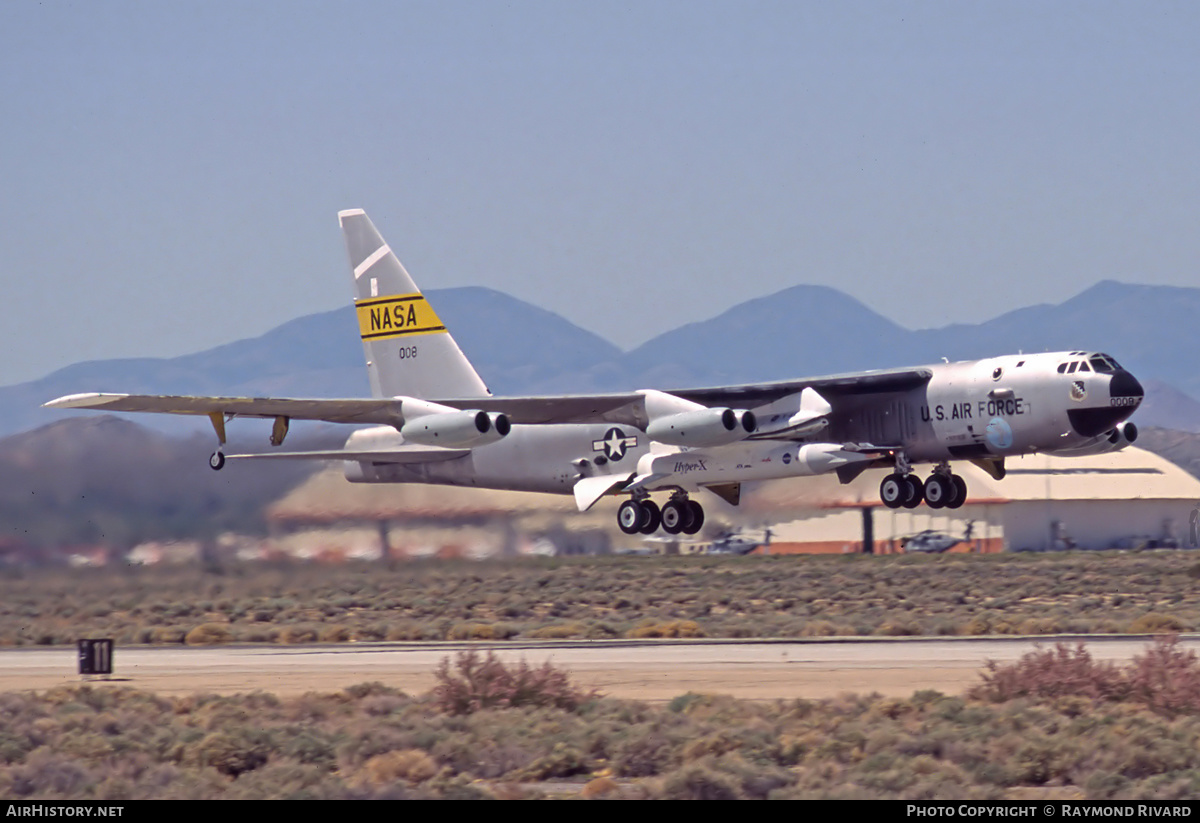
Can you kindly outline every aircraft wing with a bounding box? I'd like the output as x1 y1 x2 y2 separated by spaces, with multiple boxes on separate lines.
434 366 934 427
44 392 404 426
226 446 470 464
44 366 931 431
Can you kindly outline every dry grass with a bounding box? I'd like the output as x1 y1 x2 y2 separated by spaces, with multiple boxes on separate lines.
1 551 1198 646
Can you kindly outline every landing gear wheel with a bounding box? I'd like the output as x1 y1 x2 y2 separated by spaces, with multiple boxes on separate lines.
902 475 924 508
661 500 690 535
947 475 968 509
682 501 704 535
880 473 906 509
924 474 950 509
638 500 662 534
617 500 642 535
209 451 226 471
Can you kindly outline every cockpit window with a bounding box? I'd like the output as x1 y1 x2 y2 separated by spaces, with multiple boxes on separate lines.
1090 353 1122 373
1067 362 1078 374
1057 363 1068 374
1078 361 1090 372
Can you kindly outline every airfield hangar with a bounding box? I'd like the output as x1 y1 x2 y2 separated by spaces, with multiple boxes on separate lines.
738 446 1200 555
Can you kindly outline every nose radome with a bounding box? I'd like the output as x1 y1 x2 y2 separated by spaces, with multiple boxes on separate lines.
1110 369 1144 402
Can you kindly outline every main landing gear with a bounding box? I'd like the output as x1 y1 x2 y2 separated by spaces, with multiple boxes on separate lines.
879 467 967 510
617 493 705 536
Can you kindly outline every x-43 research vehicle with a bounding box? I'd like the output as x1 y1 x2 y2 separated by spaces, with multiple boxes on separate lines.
47 210 1145 536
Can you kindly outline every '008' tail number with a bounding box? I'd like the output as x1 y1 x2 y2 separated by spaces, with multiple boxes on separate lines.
398 345 418 360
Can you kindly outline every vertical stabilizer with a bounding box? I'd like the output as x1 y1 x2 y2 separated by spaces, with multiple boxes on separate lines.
339 209 490 399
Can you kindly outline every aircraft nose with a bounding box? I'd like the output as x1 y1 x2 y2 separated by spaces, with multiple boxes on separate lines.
1066 368 1144 438
1109 368 1144 404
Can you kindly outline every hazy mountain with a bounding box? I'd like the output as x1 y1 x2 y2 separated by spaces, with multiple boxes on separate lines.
7 278 1200 437
1135 380 1200 434
622 285 915 386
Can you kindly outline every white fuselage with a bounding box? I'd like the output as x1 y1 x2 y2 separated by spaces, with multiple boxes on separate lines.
343 351 1142 496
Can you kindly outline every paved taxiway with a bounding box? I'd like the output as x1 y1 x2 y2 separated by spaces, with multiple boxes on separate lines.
2 636 1193 700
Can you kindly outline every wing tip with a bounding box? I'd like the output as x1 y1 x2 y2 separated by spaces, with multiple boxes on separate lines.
43 392 128 409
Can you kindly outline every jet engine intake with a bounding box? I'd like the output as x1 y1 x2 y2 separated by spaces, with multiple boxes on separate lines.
1108 421 1138 449
646 407 757 447
401 409 510 448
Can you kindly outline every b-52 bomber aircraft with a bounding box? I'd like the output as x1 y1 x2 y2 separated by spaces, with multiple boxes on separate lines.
47 210 1145 536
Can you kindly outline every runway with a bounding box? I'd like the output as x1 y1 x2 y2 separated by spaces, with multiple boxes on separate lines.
1 636 1191 701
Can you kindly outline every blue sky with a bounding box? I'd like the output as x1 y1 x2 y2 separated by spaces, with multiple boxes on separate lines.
1 1 1197 385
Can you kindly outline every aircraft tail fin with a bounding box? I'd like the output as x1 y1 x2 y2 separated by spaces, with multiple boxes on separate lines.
339 209 490 400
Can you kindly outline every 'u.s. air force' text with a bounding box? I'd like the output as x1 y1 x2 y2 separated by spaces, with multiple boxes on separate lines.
355 294 446 341
921 398 1027 422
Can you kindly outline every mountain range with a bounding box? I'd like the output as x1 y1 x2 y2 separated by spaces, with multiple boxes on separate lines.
7 279 1200 439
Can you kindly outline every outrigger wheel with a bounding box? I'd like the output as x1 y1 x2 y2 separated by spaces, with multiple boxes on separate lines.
209 451 226 471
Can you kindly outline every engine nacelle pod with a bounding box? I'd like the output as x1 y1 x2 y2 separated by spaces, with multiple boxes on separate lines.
1108 421 1137 450
1047 421 1139 457
401 409 511 448
646 407 757 447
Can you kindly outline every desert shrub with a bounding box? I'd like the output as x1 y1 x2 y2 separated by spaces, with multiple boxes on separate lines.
973 637 1200 718
277 729 337 769
610 728 675 777
1124 636 1200 716
431 649 597 715
877 620 920 637
185 623 232 646
344 682 405 700
527 623 586 639
6 750 93 797
1128 613 1186 634
446 622 516 641
318 625 351 643
655 759 742 800
625 619 705 638
512 742 591 780
361 749 439 786
192 731 270 778
971 643 1127 703
799 620 840 637
277 626 318 644
148 627 186 644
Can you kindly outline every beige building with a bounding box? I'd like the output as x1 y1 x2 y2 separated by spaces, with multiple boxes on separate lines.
734 447 1200 554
